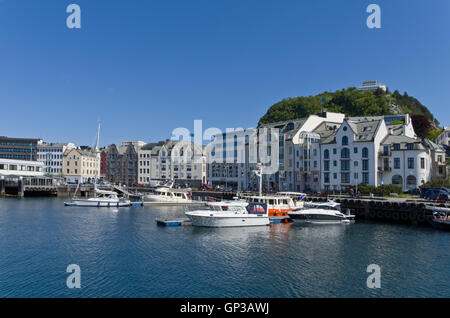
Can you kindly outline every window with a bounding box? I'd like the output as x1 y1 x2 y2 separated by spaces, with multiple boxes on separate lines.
341 160 350 171
362 147 369 158
408 158 414 169
341 148 350 159
324 149 329 159
333 148 337 155
333 173 337 179
362 159 369 171
354 147 358 154
393 144 400 150
341 173 350 184
407 143 414 150
342 136 348 145
394 158 400 169
324 161 330 171
333 160 337 167
324 173 330 183
420 158 425 169
362 172 369 185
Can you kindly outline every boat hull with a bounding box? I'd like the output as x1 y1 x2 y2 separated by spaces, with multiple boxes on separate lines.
185 213 270 227
289 212 352 224
429 218 450 231
144 195 192 203
65 199 131 207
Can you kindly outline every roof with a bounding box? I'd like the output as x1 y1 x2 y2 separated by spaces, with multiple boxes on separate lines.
346 117 383 142
312 121 341 144
381 134 419 145
258 118 308 140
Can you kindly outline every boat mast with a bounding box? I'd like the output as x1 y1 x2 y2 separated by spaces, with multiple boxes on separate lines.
94 121 101 189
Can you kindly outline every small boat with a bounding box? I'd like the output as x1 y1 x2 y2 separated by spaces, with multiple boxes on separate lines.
288 201 355 224
65 188 131 207
185 201 270 227
426 205 450 231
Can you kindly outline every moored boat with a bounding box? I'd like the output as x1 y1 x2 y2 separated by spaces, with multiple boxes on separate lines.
238 194 303 216
65 188 131 207
426 205 450 231
288 201 355 224
185 201 270 227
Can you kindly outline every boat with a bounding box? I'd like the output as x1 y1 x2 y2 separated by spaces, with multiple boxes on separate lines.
65 188 131 207
238 194 303 216
64 122 131 208
185 201 270 227
426 205 450 231
288 201 355 224
144 180 193 203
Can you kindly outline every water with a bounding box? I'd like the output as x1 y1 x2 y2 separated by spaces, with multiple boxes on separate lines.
0 197 448 298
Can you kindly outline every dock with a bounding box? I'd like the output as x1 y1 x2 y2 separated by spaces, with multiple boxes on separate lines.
156 218 193 227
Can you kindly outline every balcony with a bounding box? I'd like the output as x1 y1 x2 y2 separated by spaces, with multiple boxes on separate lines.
379 150 391 157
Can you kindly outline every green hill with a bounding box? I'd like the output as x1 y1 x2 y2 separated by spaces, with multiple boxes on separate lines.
258 87 437 125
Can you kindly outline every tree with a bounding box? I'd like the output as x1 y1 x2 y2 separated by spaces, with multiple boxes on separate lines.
411 114 431 139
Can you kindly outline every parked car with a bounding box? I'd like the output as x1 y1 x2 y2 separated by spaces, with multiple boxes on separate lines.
200 183 212 191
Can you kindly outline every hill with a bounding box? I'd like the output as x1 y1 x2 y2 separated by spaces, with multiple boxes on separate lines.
258 87 437 125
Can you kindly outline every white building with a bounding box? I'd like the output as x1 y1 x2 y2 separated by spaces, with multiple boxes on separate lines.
357 80 387 92
138 140 206 186
0 158 44 177
207 129 258 191
378 135 433 191
37 142 76 176
436 127 450 146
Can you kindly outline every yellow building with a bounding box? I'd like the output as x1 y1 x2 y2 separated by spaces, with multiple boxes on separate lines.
63 148 100 183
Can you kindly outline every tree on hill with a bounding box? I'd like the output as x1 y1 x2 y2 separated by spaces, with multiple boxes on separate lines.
258 87 437 125
411 114 432 139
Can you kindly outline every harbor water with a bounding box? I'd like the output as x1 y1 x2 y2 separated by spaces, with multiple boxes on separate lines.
0 197 448 297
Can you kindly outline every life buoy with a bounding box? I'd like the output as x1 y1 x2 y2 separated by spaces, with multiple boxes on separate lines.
392 212 400 220
401 212 409 221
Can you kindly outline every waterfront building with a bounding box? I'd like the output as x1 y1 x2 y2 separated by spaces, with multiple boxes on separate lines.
104 141 145 186
0 158 44 177
207 129 258 191
357 80 387 92
138 140 206 187
320 116 389 192
62 148 100 184
259 112 345 192
0 136 42 161
37 142 76 176
436 127 450 146
377 135 432 191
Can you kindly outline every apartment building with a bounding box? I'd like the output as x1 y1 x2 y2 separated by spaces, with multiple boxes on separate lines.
104 141 145 186
0 136 42 161
436 127 450 146
63 148 100 183
138 140 206 187
37 142 76 176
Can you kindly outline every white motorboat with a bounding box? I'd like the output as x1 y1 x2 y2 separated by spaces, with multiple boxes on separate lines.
144 180 192 203
185 201 270 227
144 187 192 203
65 188 131 207
288 201 355 224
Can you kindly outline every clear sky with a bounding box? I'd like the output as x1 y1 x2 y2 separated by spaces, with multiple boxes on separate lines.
0 0 449 147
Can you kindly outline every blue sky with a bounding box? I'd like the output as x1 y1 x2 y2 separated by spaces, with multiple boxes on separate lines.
0 0 449 146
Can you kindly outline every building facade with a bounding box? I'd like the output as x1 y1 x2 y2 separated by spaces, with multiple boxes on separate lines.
0 158 44 177
63 148 100 184
37 142 76 176
138 140 206 187
104 141 145 186
0 136 42 161
436 127 450 146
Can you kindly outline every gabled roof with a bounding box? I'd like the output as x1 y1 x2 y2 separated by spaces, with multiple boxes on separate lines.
345 117 383 142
